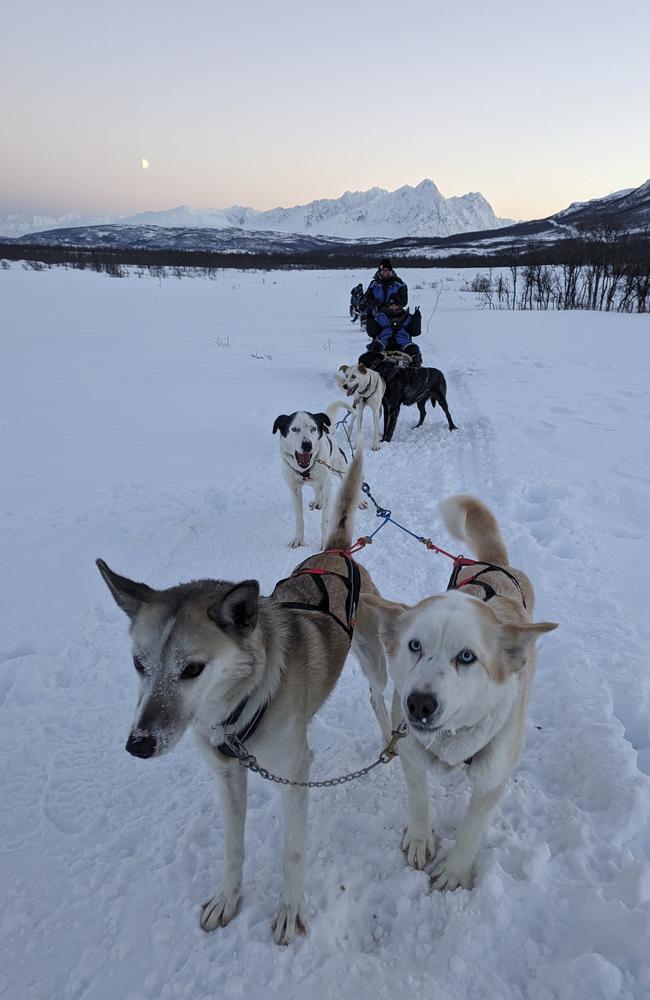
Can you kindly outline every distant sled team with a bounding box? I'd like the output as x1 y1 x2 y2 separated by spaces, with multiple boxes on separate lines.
96 258 556 945
342 258 456 446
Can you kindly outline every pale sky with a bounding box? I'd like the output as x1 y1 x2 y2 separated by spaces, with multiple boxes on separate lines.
1 0 648 221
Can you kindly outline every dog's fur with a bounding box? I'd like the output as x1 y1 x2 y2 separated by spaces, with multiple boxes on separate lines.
358 350 457 442
337 362 385 451
273 401 360 549
363 495 557 889
96 449 391 945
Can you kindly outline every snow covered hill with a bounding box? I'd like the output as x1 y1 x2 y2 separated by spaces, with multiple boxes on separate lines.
0 179 512 240
239 179 512 238
2 264 650 1000
554 179 650 230
7 224 352 255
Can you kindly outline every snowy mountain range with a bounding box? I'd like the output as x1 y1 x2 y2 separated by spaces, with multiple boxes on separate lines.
6 179 648 267
0 180 513 240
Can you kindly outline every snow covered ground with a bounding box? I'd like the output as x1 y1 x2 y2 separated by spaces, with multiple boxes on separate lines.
2 264 649 1000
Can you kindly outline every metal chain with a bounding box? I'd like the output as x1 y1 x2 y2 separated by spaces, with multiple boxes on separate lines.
222 723 407 788
315 458 344 478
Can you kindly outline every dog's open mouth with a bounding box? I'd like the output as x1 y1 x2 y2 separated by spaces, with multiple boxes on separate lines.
346 386 356 396
295 450 313 470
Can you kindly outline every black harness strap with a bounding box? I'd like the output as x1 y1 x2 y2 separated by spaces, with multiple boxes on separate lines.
278 552 361 640
215 696 269 758
215 553 360 758
447 561 527 610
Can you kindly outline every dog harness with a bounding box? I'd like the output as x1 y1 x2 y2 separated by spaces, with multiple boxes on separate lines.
278 550 360 641
215 552 360 758
446 560 527 610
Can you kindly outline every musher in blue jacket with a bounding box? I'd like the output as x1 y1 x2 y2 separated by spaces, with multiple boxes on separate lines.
349 282 367 327
366 297 422 365
364 258 408 315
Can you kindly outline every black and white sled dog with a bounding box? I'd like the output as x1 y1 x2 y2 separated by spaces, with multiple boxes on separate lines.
337 362 385 451
96 449 392 945
364 495 557 890
273 400 364 548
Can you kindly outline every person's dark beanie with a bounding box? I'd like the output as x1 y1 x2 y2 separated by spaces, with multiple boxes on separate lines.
379 258 392 270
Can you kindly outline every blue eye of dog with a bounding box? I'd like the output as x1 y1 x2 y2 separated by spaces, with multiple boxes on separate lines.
181 661 206 680
133 655 145 674
408 639 421 653
456 649 476 665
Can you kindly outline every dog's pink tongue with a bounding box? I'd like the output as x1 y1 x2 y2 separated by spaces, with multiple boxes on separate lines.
346 387 356 396
296 451 311 468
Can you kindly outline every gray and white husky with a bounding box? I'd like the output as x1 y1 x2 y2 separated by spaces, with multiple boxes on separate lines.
96 448 390 944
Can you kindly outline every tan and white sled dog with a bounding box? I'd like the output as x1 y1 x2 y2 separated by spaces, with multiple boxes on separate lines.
96 448 391 945
337 362 385 451
364 495 557 890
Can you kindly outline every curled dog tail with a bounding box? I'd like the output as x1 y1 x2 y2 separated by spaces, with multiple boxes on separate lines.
439 494 509 566
325 444 363 551
325 400 353 426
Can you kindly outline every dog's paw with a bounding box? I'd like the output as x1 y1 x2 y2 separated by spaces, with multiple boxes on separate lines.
402 826 437 870
289 537 305 548
429 851 474 891
371 443 381 451
200 888 242 931
272 897 309 945
308 500 322 510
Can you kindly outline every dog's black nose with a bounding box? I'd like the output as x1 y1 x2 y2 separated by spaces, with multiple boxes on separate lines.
301 441 312 452
126 732 157 758
406 690 439 725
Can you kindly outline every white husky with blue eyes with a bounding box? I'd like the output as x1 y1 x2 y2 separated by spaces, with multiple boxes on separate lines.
365 495 557 891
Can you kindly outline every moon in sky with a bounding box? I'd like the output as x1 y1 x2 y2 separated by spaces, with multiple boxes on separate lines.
141 158 150 170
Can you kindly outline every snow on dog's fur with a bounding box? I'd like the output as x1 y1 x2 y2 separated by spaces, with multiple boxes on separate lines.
337 362 385 451
364 495 557 889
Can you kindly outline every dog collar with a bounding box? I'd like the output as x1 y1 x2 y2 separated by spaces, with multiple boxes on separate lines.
216 696 269 758
358 375 376 400
284 453 314 480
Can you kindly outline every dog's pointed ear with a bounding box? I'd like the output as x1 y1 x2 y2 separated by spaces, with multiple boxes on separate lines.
339 364 349 373
361 592 411 656
498 621 558 672
96 558 154 620
209 580 260 636
273 414 291 436
313 412 331 435
358 362 367 374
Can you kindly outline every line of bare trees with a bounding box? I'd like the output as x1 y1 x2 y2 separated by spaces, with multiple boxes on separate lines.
468 225 650 313
5 257 226 281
